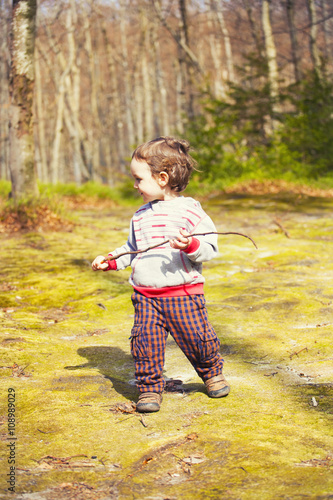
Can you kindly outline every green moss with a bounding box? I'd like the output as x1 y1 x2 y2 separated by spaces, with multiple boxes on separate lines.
0 196 333 497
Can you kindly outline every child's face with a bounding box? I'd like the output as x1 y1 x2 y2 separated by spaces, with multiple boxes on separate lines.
131 158 167 203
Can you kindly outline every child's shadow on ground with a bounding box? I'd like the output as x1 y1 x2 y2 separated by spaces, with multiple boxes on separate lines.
64 345 206 399
65 346 137 401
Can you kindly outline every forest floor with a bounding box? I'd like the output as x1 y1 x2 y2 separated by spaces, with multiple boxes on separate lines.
0 188 333 499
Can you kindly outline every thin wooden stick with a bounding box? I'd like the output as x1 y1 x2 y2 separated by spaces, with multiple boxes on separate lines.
102 231 258 263
273 218 290 238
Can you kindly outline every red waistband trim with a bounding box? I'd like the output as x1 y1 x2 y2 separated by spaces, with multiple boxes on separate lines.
133 283 204 297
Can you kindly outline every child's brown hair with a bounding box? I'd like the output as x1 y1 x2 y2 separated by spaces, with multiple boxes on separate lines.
132 136 197 192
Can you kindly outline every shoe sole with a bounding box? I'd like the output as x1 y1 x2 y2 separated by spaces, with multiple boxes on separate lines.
208 386 230 398
136 403 160 413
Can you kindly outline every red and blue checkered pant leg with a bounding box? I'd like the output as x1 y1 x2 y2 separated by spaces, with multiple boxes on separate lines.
162 294 224 382
130 292 224 394
130 292 169 394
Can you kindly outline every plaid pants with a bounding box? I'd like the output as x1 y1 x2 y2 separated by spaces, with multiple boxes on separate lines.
130 291 224 394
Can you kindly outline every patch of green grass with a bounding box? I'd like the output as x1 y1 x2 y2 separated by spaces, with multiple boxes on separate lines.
0 195 332 498
38 180 139 205
0 179 11 197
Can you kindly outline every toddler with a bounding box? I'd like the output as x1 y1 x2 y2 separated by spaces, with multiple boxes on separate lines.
92 136 230 412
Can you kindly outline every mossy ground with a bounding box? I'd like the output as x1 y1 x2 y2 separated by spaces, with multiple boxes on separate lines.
0 193 332 499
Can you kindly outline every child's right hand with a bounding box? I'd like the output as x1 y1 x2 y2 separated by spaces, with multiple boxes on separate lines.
92 255 109 271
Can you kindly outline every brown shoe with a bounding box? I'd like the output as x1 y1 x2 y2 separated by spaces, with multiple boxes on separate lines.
136 392 162 413
205 374 230 398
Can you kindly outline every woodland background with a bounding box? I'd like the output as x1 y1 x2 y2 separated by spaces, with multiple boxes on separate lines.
1 4 333 496
1 0 333 198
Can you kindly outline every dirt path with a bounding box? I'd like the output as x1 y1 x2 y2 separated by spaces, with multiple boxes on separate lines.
0 193 332 499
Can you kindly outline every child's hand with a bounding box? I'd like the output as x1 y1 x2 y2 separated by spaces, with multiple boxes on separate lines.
92 255 109 271
169 229 192 250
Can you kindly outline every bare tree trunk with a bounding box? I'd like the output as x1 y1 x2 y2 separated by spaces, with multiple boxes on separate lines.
140 8 154 139
120 0 135 147
306 0 322 79
0 0 11 180
151 24 170 135
134 66 144 144
34 42 48 182
320 0 330 66
66 0 84 184
9 0 39 200
50 66 67 184
179 0 195 119
83 6 100 180
175 56 184 133
243 0 263 57
286 0 301 82
212 0 235 83
101 19 125 178
206 0 226 98
262 0 281 122
321 0 333 70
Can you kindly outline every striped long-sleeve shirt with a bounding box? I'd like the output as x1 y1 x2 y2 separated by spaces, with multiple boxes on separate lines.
106 196 218 297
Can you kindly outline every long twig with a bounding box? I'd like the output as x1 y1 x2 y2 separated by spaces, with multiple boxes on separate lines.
273 219 290 238
103 231 258 263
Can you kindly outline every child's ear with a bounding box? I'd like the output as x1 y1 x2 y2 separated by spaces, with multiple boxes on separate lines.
158 171 169 187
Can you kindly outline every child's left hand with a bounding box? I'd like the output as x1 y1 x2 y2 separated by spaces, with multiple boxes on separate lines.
169 229 192 250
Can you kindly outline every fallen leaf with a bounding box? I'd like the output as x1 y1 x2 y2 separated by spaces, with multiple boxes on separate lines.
185 433 198 441
182 454 206 465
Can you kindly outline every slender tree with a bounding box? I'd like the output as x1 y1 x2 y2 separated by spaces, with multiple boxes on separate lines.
82 4 100 180
9 0 39 200
320 0 330 65
120 0 135 148
140 5 154 139
34 2 48 182
306 0 323 79
262 0 281 121
213 0 235 83
101 18 126 178
151 21 170 134
0 0 11 180
286 0 301 82
178 0 195 120
243 0 263 57
206 0 226 98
